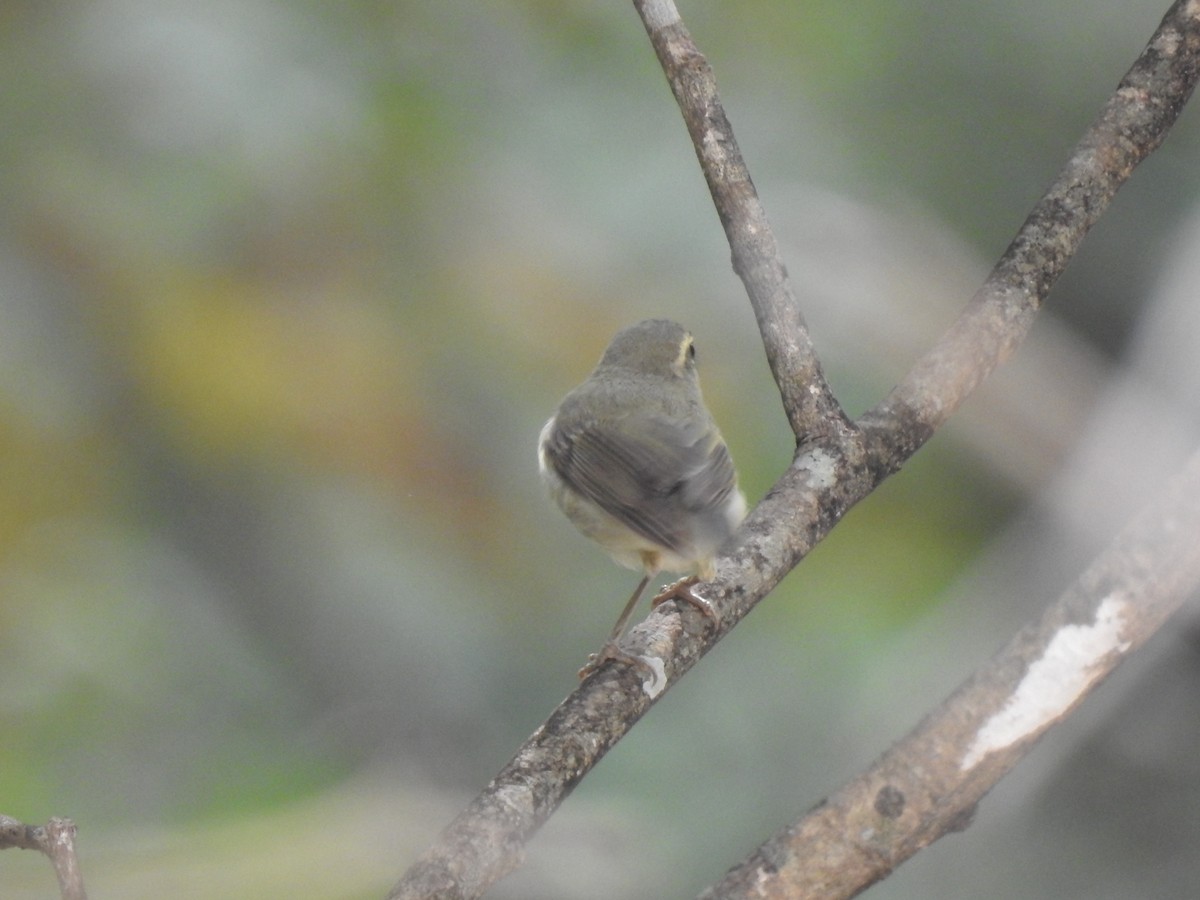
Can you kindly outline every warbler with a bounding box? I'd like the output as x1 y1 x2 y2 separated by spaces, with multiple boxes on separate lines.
538 319 747 673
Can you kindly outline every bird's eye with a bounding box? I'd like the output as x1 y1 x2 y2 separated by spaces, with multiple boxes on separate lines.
687 341 697 360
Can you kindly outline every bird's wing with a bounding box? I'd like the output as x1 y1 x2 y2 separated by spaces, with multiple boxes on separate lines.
543 414 735 553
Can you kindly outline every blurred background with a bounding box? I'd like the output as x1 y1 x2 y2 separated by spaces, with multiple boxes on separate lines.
3 1 1200 897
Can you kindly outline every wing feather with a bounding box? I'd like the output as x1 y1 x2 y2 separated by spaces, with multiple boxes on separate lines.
542 414 735 554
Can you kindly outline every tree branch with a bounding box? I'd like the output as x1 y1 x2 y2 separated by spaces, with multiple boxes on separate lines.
389 2 1200 897
633 0 845 443
861 0 1200 468
0 815 88 900
702 442 1200 898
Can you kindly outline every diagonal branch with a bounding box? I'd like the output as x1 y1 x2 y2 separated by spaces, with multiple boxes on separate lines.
861 0 1200 467
702 442 1200 899
389 2 1200 898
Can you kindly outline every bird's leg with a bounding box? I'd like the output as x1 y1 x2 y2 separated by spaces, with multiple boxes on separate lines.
650 575 721 631
607 573 653 642
578 574 653 679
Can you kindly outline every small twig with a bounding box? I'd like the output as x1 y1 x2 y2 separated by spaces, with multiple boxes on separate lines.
1 815 88 900
388 2 1200 898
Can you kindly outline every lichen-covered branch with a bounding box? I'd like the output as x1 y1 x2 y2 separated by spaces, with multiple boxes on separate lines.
702 443 1200 899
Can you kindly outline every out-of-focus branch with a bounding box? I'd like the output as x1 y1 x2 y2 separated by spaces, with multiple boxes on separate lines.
702 443 1200 899
1 815 88 900
389 2 1200 898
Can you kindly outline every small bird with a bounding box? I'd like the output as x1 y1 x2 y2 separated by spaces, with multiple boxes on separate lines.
538 319 747 675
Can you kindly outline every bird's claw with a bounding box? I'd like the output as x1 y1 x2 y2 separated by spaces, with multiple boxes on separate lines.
650 575 721 631
577 640 659 681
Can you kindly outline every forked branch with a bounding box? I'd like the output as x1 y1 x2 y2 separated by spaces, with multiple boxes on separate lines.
389 2 1200 897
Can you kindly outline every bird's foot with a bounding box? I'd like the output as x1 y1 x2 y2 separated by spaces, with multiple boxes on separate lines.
650 575 721 631
577 640 658 681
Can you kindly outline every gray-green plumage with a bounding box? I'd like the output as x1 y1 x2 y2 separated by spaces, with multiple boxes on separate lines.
539 319 746 584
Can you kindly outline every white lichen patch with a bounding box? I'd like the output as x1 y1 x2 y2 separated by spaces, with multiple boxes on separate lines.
493 780 536 818
640 0 681 29
639 654 668 699
798 446 838 489
961 595 1131 770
